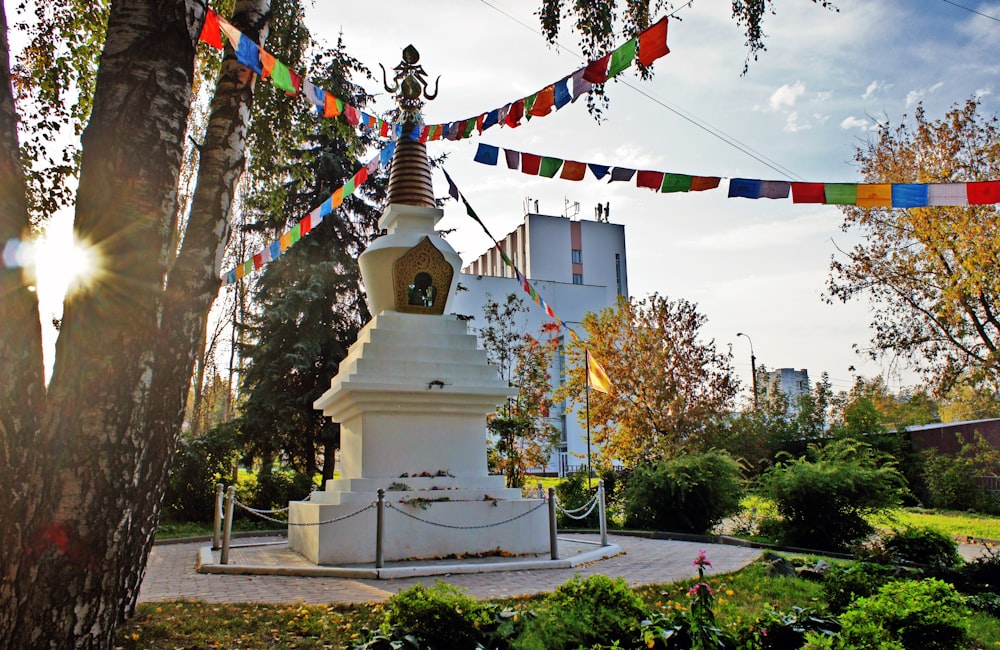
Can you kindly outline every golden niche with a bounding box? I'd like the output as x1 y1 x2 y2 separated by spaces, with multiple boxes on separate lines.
392 236 453 315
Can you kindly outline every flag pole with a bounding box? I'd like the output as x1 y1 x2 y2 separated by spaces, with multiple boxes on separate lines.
585 349 592 490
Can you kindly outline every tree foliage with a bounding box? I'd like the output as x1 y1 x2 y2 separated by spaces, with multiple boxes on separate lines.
557 293 738 466
238 36 387 479
478 293 560 487
828 99 1000 391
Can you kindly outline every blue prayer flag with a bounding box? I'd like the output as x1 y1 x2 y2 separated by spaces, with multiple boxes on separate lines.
474 143 500 166
236 35 262 75
588 163 611 180
892 184 929 208
268 241 281 259
553 78 572 109
728 178 762 199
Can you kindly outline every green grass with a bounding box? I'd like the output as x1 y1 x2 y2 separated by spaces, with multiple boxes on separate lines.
872 508 1000 541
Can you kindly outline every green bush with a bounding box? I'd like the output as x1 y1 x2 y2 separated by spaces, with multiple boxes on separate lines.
967 592 1000 617
380 581 491 650
837 578 971 649
514 574 647 650
162 422 241 522
622 450 743 534
959 546 1000 594
555 467 600 528
884 527 961 568
757 438 905 550
921 450 988 512
822 562 897 614
248 467 315 512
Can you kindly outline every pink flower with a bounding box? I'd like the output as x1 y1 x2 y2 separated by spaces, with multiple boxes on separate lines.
693 550 712 569
688 582 713 597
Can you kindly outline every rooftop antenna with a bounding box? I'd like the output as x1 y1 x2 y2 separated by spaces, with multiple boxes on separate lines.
564 198 580 219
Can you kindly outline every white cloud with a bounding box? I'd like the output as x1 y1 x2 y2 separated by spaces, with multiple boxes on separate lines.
905 82 945 107
814 91 833 103
975 87 993 99
840 116 870 131
677 212 840 252
862 80 891 100
784 111 811 132
769 81 807 111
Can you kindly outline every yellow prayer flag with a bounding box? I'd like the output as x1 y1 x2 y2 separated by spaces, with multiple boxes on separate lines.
857 183 892 208
587 351 613 395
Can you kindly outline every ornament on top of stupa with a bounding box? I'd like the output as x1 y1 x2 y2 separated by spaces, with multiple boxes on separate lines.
380 44 439 127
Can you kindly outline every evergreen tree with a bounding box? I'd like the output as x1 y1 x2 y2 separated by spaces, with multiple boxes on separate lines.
237 39 387 481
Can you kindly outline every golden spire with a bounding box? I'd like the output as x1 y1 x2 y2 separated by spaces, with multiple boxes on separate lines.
381 45 438 208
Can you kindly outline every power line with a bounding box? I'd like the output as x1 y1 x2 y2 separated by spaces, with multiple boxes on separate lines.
476 0 803 181
941 0 1000 22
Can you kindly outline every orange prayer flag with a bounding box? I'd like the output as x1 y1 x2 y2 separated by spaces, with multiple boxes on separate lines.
638 17 670 67
856 183 892 208
323 93 342 118
260 51 276 78
690 176 721 192
560 160 587 181
587 351 613 395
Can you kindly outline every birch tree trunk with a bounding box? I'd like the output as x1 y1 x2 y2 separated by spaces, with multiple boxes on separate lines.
0 0 202 646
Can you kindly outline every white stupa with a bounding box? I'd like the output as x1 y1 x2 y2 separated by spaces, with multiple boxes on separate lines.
287 47 548 565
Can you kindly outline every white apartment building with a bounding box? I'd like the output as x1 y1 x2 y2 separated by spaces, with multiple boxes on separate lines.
450 208 628 475
759 368 811 408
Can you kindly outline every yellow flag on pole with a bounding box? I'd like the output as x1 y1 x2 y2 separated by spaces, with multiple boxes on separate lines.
587 350 613 395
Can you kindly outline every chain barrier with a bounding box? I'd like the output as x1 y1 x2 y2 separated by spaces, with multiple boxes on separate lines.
233 497 376 526
384 500 547 530
556 495 599 521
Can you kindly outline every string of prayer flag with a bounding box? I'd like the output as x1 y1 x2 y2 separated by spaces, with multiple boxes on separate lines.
199 8 671 147
474 143 1000 207
221 148 386 284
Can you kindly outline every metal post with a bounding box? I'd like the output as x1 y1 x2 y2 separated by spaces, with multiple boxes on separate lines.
220 485 236 565
548 487 559 560
598 479 608 547
375 488 385 569
537 482 544 499
212 483 224 550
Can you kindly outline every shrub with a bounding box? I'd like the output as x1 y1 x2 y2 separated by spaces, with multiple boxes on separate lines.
959 545 1000 593
514 574 647 650
967 592 1000 617
822 562 897 614
555 467 600 528
380 581 491 650
884 526 961 568
837 578 971 649
622 450 743 534
756 438 905 550
162 421 241 522
737 606 840 649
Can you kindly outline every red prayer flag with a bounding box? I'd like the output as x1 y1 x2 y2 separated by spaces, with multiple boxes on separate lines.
344 104 360 126
638 17 670 66
199 9 224 49
505 99 524 128
560 160 587 181
791 182 826 203
419 125 430 142
286 69 301 96
299 215 313 236
355 167 369 187
637 170 665 190
253 252 264 270
583 54 611 84
521 153 542 175
967 181 1000 205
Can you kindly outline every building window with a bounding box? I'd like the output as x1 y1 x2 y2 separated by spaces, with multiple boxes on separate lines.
572 273 583 285
571 249 582 264
615 254 623 296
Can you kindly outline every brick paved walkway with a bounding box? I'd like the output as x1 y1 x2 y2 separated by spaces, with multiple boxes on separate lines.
138 534 762 604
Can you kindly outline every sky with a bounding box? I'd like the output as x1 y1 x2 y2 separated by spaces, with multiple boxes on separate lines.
297 0 1000 395
28 0 1000 396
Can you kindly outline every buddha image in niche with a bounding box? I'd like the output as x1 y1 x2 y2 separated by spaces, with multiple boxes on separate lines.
407 271 436 307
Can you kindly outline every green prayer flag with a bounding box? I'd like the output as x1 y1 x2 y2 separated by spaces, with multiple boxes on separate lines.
824 183 858 205
500 251 512 265
462 120 476 138
661 174 693 193
290 224 301 243
540 157 563 178
343 178 356 197
270 60 295 93
608 38 637 77
523 93 537 119
243 260 254 275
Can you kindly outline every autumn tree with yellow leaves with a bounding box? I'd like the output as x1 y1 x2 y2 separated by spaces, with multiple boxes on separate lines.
556 294 739 467
828 99 1000 393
